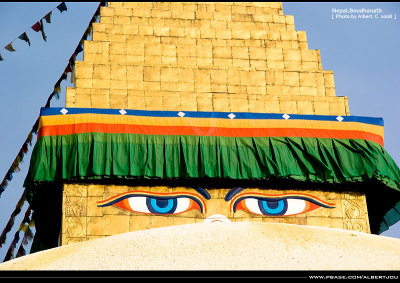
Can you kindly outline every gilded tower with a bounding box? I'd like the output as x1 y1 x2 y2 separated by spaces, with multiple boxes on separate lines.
17 2 400 250
59 2 365 245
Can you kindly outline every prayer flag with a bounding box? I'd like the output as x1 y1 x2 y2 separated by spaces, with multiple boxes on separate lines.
83 25 93 40
65 65 72 73
40 19 47 42
4 43 15 52
74 43 83 55
44 11 52 23
18 32 31 46
31 20 47 41
54 83 61 94
31 21 41 32
59 71 68 82
57 2 67 13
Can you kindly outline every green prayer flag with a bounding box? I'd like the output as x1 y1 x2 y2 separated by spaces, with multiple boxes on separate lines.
40 19 47 42
18 32 31 46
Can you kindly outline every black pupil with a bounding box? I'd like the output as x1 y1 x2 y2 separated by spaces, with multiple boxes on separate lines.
266 200 280 209
155 199 169 208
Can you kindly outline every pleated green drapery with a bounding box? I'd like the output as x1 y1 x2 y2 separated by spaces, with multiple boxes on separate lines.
25 133 400 189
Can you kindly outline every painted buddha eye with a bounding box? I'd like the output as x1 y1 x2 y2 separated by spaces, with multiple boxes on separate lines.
231 193 335 216
97 191 206 215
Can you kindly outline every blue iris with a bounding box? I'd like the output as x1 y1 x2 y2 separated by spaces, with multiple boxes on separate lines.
146 197 177 214
258 199 288 215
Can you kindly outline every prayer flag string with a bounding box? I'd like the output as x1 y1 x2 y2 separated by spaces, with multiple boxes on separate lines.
14 220 35 258
0 195 26 248
0 2 68 62
0 2 107 262
0 2 106 199
3 207 33 262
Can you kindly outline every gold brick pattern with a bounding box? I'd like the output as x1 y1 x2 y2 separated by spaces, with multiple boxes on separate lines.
61 2 368 244
66 2 349 116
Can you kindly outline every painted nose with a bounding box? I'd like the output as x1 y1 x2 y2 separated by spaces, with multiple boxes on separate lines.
203 214 231 223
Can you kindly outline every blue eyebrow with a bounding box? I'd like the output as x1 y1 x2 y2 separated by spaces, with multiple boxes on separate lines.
193 187 247 201
194 187 244 201
225 187 245 201
194 187 211 200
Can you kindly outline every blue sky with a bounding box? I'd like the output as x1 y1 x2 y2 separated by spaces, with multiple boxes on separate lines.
0 2 399 260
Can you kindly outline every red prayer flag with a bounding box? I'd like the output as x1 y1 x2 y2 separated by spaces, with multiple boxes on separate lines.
31 21 41 32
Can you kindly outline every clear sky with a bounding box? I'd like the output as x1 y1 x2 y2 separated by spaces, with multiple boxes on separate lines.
0 2 399 261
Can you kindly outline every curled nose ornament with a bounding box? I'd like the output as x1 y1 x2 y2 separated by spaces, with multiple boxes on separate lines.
203 214 231 223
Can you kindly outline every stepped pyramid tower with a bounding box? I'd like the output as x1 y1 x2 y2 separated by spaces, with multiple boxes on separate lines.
17 1 400 254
